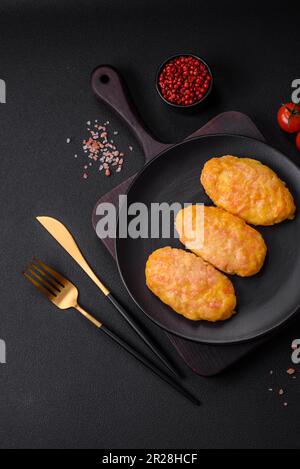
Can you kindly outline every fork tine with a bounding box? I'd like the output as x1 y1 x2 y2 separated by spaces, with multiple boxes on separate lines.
30 263 61 292
33 258 66 287
23 272 56 299
27 268 58 296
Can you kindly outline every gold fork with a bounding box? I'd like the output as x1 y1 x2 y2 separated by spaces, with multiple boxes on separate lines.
23 259 200 406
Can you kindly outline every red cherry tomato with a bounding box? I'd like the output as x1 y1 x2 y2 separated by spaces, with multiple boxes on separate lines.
296 132 300 152
277 103 300 133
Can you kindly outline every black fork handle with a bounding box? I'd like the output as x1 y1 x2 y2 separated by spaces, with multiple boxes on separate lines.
100 325 200 406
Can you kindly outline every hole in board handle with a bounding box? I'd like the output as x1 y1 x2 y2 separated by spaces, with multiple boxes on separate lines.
100 74 110 84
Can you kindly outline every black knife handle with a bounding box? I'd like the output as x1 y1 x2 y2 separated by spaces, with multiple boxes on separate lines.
100 325 200 406
107 293 179 378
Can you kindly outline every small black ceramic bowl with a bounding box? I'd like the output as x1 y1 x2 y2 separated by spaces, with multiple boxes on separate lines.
156 53 214 109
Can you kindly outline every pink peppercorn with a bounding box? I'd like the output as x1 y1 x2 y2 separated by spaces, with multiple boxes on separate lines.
158 55 212 106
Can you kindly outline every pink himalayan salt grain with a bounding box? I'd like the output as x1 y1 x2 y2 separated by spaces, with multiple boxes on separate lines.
79 120 128 179
287 368 295 375
278 389 284 396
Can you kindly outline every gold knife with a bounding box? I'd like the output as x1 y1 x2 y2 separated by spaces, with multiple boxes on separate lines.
36 216 179 377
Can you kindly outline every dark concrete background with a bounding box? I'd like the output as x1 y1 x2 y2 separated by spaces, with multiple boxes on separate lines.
0 0 300 449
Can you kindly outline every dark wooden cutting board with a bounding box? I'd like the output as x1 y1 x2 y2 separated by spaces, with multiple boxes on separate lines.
91 65 274 376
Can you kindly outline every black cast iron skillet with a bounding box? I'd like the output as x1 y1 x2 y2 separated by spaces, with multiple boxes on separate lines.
92 66 300 345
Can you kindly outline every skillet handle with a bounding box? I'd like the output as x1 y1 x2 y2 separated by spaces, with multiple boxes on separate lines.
91 65 170 161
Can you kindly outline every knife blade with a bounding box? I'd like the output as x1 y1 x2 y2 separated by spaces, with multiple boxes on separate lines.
36 216 109 295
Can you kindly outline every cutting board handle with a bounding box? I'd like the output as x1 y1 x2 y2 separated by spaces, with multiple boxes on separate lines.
91 65 169 161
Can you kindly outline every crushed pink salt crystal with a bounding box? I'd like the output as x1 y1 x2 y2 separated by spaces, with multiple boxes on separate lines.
77 120 130 179
278 389 284 396
287 368 295 375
